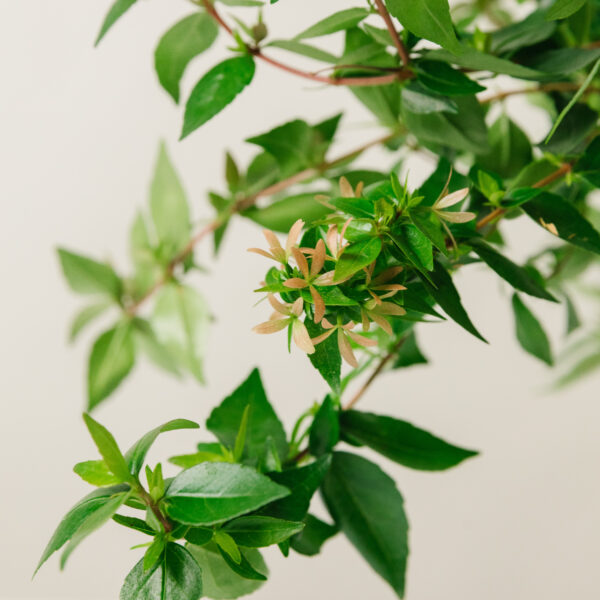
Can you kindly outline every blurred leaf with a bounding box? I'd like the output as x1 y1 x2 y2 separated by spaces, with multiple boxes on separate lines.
95 0 138 46
547 0 588 20
415 60 485 96
295 8 369 39
511 294 553 365
58 248 122 299
69 302 112 342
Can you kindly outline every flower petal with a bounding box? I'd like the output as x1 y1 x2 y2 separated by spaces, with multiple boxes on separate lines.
321 318 335 330
371 266 404 285
368 311 393 335
293 320 315 354
292 247 310 279
263 229 282 250
377 302 407 316
247 248 275 260
355 181 364 198
339 176 354 198
310 239 326 277
311 328 336 345
326 224 338 257
267 294 291 315
338 330 358 368
313 270 336 286
346 330 378 347
291 297 304 317
439 211 476 223
310 285 325 324
283 278 308 289
436 187 469 209
286 219 305 255
253 318 289 334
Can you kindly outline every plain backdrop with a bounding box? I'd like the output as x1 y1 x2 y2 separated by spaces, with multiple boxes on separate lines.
1 1 599 599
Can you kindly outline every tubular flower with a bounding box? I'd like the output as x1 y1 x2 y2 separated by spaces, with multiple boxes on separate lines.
432 188 475 224
283 240 335 323
247 219 304 265
253 295 314 354
311 318 377 368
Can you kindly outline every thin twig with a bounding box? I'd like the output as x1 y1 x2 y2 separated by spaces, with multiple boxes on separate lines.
479 82 584 104
476 162 572 230
373 0 411 67
343 336 408 411
201 0 412 87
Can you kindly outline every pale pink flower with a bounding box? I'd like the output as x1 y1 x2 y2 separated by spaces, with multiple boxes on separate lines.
433 188 475 224
253 295 314 354
247 219 304 265
311 318 377 368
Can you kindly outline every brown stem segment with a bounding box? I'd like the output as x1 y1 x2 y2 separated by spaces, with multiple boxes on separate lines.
479 82 586 104
137 485 173 533
343 336 408 411
476 162 572 230
201 0 412 87
373 0 411 67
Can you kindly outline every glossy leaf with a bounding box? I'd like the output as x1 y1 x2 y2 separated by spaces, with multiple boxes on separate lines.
340 410 478 470
309 395 340 457
386 0 462 53
73 460 121 487
182 56 255 138
511 294 553 365
321 452 409 598
334 237 382 283
469 239 556 301
125 419 199 476
415 60 486 96
120 543 203 600
206 368 287 465
83 413 131 482
165 462 290 525
224 516 305 547
289 514 338 557
305 319 341 394
155 13 219 103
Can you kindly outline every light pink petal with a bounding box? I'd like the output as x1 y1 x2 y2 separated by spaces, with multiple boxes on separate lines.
341 321 356 330
377 302 407 316
293 320 315 354
286 219 304 255
311 328 336 345
310 286 325 324
292 247 310 279
355 181 364 198
373 283 407 292
283 278 308 289
263 229 282 250
247 248 275 260
371 266 404 284
253 318 289 334
311 239 326 277
439 211 476 223
368 311 393 335
361 310 371 332
339 218 353 245
321 318 335 330
291 297 304 317
326 225 338 257
267 294 290 315
347 330 378 347
436 187 469 209
339 176 354 198
338 330 358 368
313 270 336 286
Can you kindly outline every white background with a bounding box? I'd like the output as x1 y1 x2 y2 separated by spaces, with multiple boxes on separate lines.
1 1 599 599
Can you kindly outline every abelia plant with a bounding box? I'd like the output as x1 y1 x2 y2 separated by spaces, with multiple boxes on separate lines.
37 0 600 598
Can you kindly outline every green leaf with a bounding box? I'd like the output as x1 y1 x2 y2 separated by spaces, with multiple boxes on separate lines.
120 543 203 600
73 460 121 486
401 81 458 114
35 484 129 574
165 462 290 525
386 0 462 53
289 514 338 557
321 452 409 598
469 239 556 302
243 192 330 233
267 39 338 63
150 143 191 254
224 516 304 547
309 396 340 457
83 413 131 482
340 410 478 470
334 237 382 283
410 210 447 254
187 543 268 598
233 406 251 464
155 13 219 103
217 545 266 581
257 455 331 521
60 490 130 568
214 530 241 564
547 0 588 20
152 283 210 383
391 224 434 272
69 302 112 342
524 47 600 75
95 0 137 46
477 114 532 179
415 60 486 96
57 248 122 299
144 537 167 571
132 318 181 376
112 514 156 536
125 419 199 476
206 368 287 466
295 8 369 39
522 192 600 255
184 527 214 546
181 56 255 138
490 10 555 54
419 261 487 342
304 319 341 393
511 294 553 365
88 322 136 410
